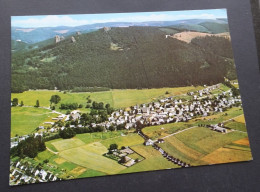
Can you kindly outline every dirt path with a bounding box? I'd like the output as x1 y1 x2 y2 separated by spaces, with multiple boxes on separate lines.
46 147 59 155
160 126 198 140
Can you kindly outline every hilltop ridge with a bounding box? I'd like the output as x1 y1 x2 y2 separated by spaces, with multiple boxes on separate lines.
11 26 236 92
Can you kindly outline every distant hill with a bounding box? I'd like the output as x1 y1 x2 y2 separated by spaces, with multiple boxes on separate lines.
11 19 229 44
11 40 29 52
11 26 236 92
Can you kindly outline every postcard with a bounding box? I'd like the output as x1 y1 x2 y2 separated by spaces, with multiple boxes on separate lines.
10 9 252 186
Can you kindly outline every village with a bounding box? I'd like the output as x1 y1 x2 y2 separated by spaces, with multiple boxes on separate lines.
10 82 242 184
10 83 241 148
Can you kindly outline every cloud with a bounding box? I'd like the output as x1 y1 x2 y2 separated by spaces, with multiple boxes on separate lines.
12 13 219 28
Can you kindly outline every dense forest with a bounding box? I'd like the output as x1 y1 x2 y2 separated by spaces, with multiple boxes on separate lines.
11 26 236 92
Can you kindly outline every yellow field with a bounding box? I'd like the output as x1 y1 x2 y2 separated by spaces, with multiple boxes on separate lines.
233 137 250 146
201 147 252 164
233 115 246 123
53 157 67 164
69 166 87 177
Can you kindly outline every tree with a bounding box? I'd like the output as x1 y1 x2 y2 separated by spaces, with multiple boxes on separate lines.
108 125 115 131
50 95 61 104
231 87 240 97
119 156 127 163
59 128 76 139
10 136 46 158
43 159 49 164
109 143 118 151
35 100 40 107
12 98 18 106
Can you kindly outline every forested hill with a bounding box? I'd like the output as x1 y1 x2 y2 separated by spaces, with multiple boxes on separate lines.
11 26 236 92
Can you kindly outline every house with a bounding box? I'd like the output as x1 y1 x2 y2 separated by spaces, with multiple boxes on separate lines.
120 148 134 155
157 139 165 143
71 112 80 120
211 125 227 133
44 122 54 125
125 123 134 129
144 139 154 146
141 107 150 114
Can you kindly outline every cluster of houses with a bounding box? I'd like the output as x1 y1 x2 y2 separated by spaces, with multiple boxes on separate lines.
98 85 240 131
9 160 60 185
106 147 141 167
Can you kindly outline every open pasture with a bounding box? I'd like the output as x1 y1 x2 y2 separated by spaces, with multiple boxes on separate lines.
78 169 106 178
75 131 124 144
59 147 126 174
142 122 189 140
174 127 248 154
11 107 56 137
51 138 85 151
157 126 251 165
11 85 203 110
225 121 247 132
100 133 144 148
82 142 108 155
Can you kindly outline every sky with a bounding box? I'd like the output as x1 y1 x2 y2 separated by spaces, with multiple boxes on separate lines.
11 9 227 28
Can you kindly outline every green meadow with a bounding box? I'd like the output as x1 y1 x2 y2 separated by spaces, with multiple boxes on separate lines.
11 86 203 111
43 131 146 177
11 107 57 137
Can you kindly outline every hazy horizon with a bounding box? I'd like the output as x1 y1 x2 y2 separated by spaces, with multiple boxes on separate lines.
11 9 227 28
